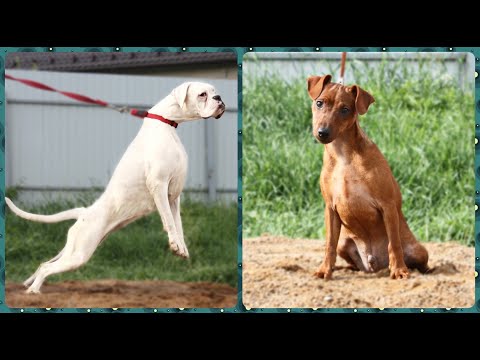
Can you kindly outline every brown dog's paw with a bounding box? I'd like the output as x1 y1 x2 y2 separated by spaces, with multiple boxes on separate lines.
313 265 333 280
390 267 409 279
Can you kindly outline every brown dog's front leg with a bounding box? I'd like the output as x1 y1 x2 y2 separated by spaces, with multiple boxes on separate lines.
314 206 341 280
381 204 409 279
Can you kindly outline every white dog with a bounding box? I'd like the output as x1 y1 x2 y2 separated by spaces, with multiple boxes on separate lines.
6 82 226 294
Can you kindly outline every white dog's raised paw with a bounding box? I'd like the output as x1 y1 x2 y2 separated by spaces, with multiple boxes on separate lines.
169 242 189 259
178 249 189 259
179 243 190 259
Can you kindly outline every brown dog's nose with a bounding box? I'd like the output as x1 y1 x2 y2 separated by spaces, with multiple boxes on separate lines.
213 95 222 101
318 128 330 139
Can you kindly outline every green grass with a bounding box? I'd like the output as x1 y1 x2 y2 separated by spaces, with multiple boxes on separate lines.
243 57 474 246
6 196 237 286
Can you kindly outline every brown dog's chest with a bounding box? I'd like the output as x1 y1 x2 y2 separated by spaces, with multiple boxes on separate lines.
321 162 382 231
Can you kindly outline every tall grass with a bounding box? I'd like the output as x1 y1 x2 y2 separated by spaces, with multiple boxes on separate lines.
6 196 237 286
243 57 474 245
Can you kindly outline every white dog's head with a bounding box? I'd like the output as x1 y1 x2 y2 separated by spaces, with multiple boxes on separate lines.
170 82 226 121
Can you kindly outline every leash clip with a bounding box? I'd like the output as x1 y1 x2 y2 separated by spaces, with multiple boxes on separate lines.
116 106 129 114
107 104 129 114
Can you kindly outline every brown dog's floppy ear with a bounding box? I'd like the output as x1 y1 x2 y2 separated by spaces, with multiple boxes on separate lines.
307 75 332 100
350 85 375 115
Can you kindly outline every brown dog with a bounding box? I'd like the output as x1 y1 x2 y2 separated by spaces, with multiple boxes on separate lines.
307 74 429 280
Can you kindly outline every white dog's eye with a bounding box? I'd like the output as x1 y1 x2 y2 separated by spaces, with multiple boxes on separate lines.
199 92 207 97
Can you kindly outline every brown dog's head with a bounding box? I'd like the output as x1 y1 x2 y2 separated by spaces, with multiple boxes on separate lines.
307 74 375 144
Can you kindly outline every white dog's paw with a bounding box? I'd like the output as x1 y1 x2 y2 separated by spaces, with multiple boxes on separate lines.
180 243 190 259
183 245 190 259
169 241 189 259
25 286 41 294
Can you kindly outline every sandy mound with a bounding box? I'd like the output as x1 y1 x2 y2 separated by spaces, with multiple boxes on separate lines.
243 236 475 308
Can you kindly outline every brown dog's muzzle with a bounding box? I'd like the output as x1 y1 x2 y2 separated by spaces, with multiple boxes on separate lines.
317 127 331 143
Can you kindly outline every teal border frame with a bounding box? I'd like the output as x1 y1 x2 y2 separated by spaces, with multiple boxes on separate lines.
0 46 477 314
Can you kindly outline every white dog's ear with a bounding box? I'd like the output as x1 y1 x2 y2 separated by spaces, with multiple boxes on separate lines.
172 82 192 109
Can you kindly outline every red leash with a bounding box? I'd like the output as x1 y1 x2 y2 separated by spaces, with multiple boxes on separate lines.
5 73 178 128
338 52 347 85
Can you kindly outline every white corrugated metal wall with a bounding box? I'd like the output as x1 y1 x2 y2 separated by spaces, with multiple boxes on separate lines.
5 70 237 203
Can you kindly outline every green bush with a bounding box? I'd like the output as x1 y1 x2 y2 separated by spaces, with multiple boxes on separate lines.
6 198 237 286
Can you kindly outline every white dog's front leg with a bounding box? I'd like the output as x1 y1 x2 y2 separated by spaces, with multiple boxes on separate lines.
147 180 188 258
170 197 189 258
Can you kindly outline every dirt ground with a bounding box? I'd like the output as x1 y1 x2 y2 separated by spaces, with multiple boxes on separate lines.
243 236 476 308
6 280 237 308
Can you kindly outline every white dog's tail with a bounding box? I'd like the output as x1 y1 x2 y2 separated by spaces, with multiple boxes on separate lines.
5 197 84 223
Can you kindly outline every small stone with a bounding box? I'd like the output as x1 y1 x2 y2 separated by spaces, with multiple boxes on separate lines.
324 295 333 302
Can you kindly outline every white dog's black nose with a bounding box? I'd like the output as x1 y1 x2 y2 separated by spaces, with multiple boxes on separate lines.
212 95 222 101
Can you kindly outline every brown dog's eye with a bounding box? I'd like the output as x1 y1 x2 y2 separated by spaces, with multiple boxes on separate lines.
341 107 349 114
199 92 207 97
316 100 324 108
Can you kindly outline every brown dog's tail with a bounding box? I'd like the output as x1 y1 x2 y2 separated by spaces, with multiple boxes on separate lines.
5 197 84 223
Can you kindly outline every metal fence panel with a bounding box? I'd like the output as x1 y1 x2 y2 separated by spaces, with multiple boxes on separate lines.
5 70 237 203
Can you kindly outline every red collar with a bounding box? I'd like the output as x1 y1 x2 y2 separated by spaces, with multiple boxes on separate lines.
145 113 178 128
